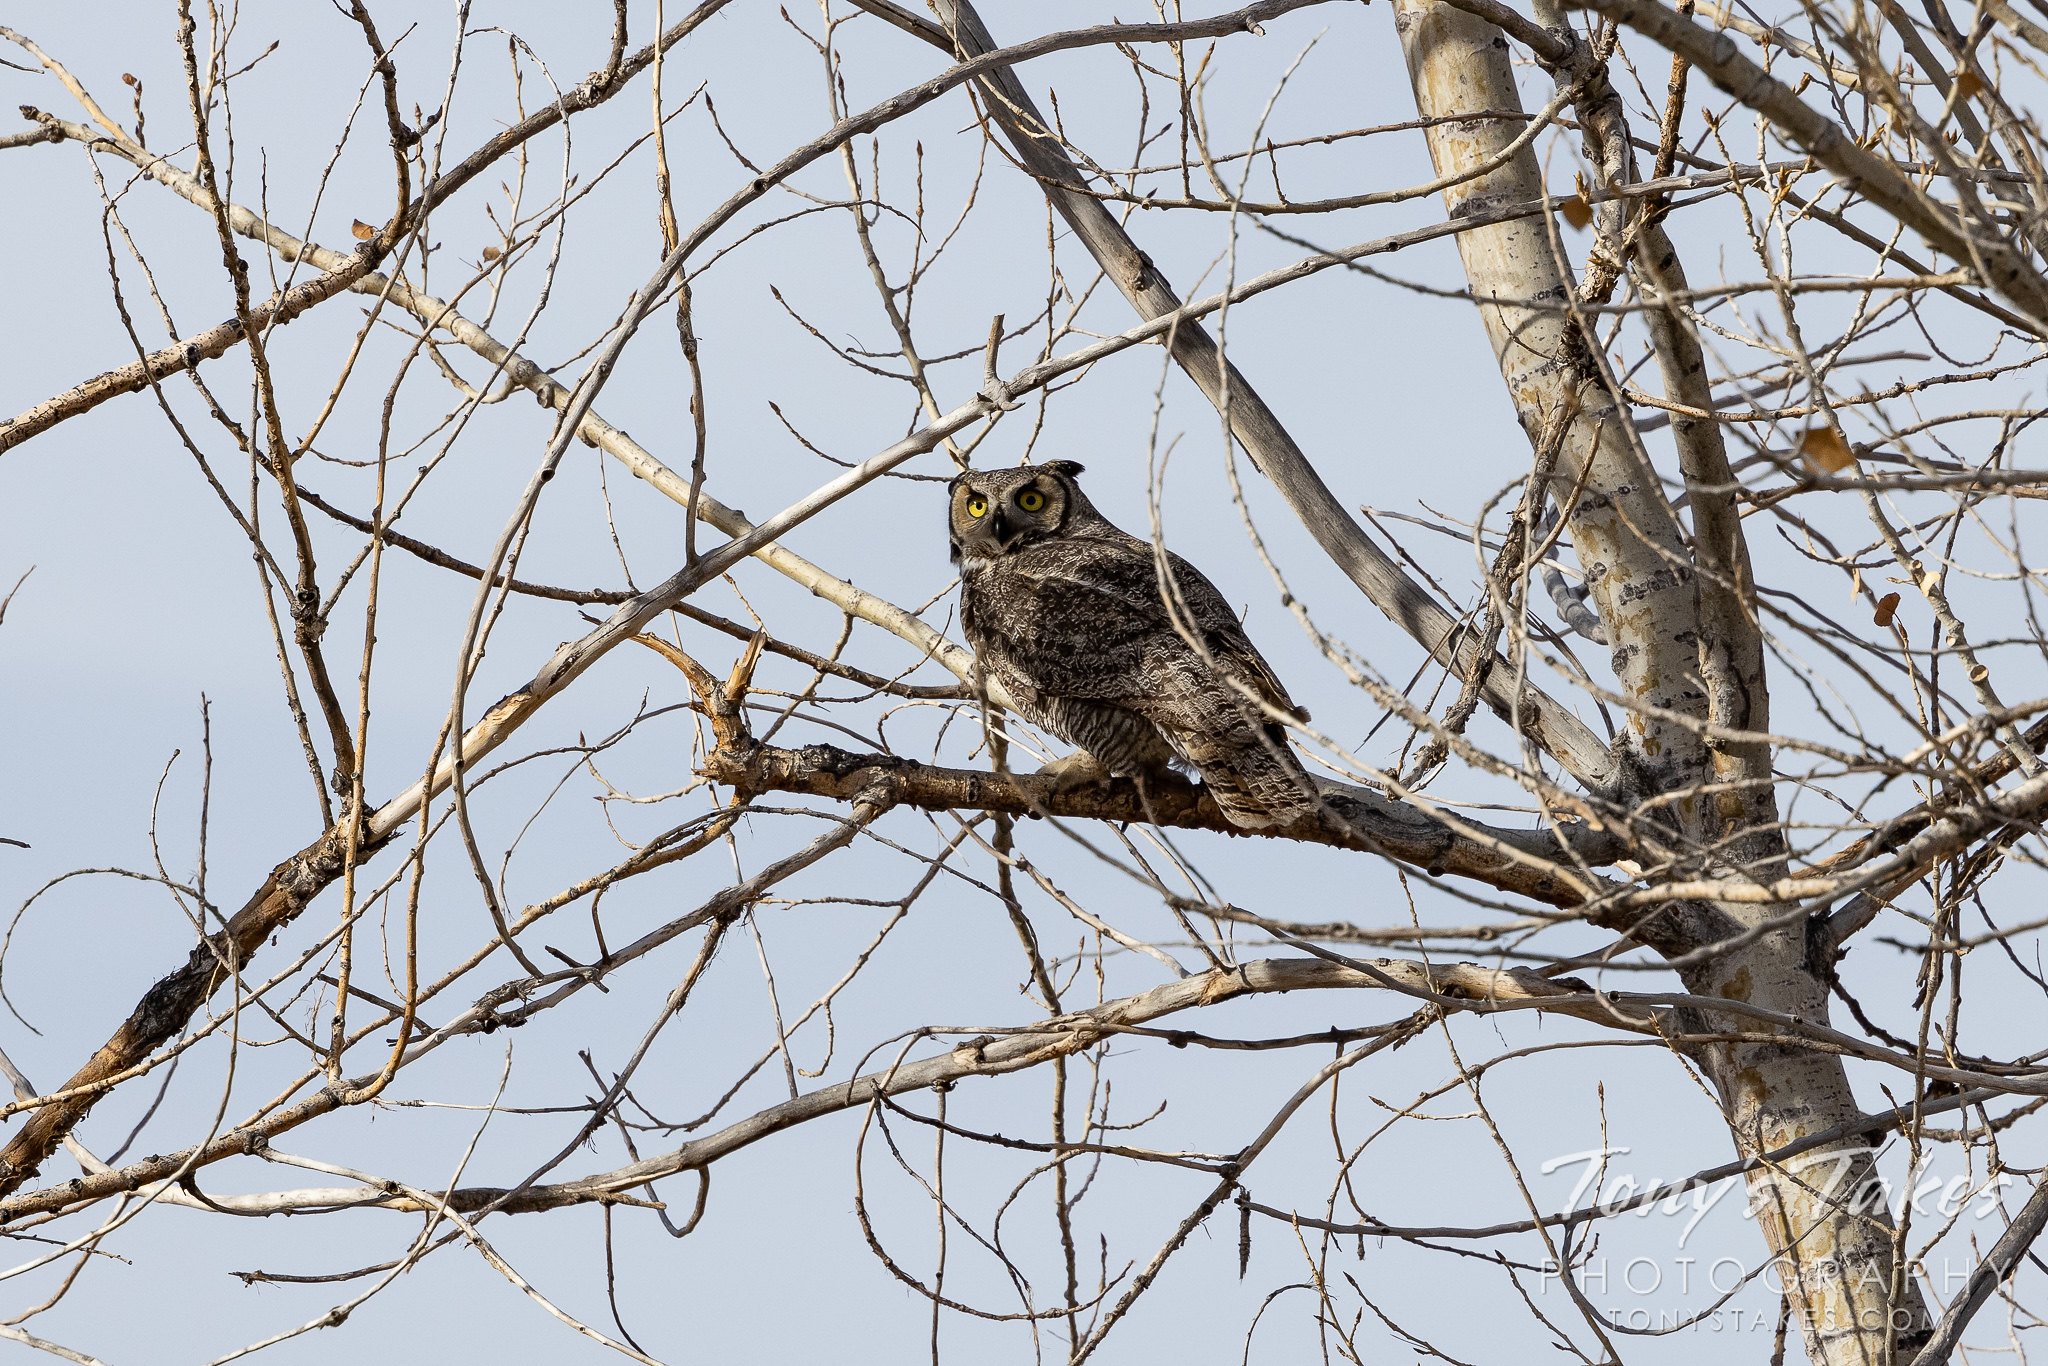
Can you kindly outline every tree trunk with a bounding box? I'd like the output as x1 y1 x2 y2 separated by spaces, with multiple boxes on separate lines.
1390 2 1934 1357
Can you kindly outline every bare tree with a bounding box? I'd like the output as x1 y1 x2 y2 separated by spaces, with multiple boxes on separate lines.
4 0 2048 1361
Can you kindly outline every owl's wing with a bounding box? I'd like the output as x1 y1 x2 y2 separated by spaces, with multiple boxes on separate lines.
979 541 1174 702
991 538 1306 722
1161 551 1310 724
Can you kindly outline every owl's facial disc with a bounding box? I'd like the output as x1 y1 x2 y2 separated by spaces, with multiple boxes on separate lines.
951 468 1073 567
953 482 1027 561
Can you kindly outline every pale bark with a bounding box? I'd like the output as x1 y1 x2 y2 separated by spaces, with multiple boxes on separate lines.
1394 3 1707 809
1392 2 1933 1356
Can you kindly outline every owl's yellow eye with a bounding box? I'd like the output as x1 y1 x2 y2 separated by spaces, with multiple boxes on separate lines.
1017 489 1046 512
965 495 988 518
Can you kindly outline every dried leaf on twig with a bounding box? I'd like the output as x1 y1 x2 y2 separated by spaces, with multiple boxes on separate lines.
1800 426 1856 473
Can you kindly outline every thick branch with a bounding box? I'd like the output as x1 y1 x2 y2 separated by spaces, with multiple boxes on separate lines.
1394 2 1933 1355
447 957 1612 1215
0 957 1547 1224
704 740 1622 908
1525 0 1782 869
0 824 377 1191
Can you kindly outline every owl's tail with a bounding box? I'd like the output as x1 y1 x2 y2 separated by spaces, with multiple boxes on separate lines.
1193 724 1319 831
1145 665 1318 830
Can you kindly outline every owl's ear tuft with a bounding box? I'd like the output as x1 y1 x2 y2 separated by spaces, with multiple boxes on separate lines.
1040 459 1086 479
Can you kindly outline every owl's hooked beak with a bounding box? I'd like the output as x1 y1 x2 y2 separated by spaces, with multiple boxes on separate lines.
952 505 1021 563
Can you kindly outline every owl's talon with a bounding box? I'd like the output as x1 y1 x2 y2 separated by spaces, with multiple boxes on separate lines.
1035 751 1113 794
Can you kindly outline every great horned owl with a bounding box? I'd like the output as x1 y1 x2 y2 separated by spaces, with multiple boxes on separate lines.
948 460 1316 830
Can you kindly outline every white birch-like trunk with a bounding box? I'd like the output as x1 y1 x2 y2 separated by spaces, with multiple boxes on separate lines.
1390 3 1933 1358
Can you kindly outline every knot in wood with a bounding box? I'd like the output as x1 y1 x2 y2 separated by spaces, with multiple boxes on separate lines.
796 743 911 780
949 1034 996 1067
